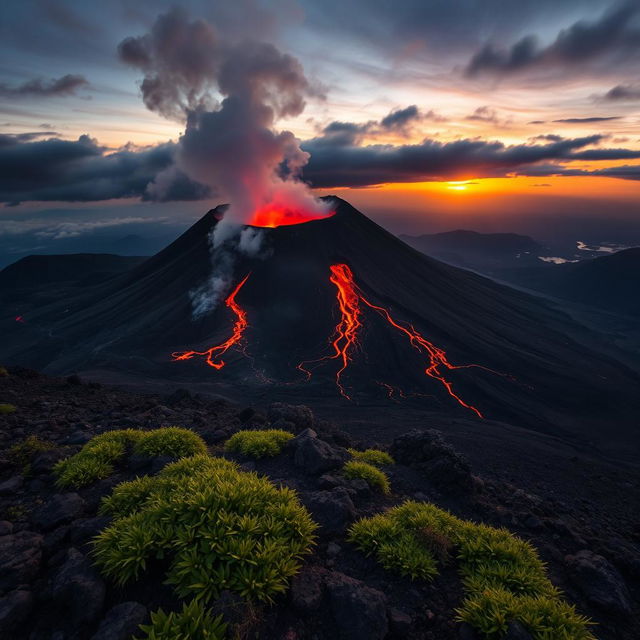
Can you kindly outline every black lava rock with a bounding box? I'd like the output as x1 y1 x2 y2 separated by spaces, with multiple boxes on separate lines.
305 488 356 535
565 549 632 614
31 493 84 531
0 531 42 592
325 572 388 640
51 548 106 627
91 602 148 640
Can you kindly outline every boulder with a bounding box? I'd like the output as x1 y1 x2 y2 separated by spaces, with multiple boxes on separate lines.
306 488 356 535
0 590 33 634
30 449 68 475
0 521 13 536
391 429 474 495
565 549 631 614
31 493 84 531
290 568 325 612
0 531 42 592
0 476 23 496
293 432 348 475
51 548 105 626
325 572 388 640
503 621 534 639
91 602 148 640
268 403 314 431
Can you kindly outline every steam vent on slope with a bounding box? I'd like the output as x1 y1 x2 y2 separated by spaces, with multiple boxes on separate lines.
2 197 640 458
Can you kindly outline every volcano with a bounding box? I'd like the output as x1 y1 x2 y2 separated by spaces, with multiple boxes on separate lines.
2 197 639 458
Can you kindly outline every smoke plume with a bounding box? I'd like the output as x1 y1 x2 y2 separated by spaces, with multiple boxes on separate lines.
118 7 329 227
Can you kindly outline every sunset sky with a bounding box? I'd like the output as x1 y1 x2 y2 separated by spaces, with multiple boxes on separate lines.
1 0 639 258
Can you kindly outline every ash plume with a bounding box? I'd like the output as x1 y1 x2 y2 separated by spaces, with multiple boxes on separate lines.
119 7 329 316
118 7 329 226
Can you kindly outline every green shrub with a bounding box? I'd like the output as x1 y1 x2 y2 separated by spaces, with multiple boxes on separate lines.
94 454 316 604
54 427 207 489
348 448 394 467
8 435 53 466
225 429 293 458
0 403 17 414
343 460 391 494
136 600 227 640
349 501 594 640
133 426 207 458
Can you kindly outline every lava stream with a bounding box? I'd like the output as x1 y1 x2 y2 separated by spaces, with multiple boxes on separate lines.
297 264 362 398
303 263 495 417
172 274 250 370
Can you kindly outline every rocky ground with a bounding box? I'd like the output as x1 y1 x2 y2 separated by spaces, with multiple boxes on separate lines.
0 367 638 640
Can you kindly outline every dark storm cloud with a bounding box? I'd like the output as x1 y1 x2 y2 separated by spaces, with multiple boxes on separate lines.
0 74 89 98
0 134 208 205
0 131 59 146
300 133 635 187
553 116 621 123
521 163 640 181
314 105 442 148
380 105 422 130
600 84 640 100
465 2 640 77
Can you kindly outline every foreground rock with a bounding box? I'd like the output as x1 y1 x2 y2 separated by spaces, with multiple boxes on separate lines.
565 549 632 614
0 531 42 592
91 602 148 640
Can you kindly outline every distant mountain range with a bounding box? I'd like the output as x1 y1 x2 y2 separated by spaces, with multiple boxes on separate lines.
400 229 546 272
503 247 640 317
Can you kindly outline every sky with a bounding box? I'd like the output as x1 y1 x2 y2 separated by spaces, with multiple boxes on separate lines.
0 0 639 263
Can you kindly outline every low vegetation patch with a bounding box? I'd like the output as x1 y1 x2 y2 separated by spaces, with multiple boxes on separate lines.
8 435 53 467
136 600 227 640
54 427 207 489
94 454 316 606
225 429 293 458
343 460 391 494
349 501 594 640
348 447 394 467
0 403 17 414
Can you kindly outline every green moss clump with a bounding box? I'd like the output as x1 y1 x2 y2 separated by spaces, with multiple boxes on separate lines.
136 600 227 640
0 403 17 414
133 426 207 458
94 454 317 605
343 460 391 494
348 448 394 467
54 427 207 489
8 435 53 466
225 429 293 458
349 501 594 640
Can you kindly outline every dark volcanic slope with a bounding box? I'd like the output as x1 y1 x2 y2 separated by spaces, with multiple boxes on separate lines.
2 198 639 457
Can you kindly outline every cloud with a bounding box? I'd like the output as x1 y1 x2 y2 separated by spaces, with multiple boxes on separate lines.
599 84 640 101
0 74 89 98
0 134 208 205
552 116 621 123
465 106 512 127
300 133 637 187
380 105 422 131
465 3 640 77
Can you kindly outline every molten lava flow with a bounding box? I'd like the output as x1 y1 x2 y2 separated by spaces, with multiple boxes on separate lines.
298 264 362 399
249 203 335 228
302 263 497 417
15 315 24 323
358 294 485 418
172 275 250 370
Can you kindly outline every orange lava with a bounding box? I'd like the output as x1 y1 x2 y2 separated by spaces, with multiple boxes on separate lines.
249 203 334 228
301 263 495 417
172 274 250 370
15 315 24 323
298 264 362 398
